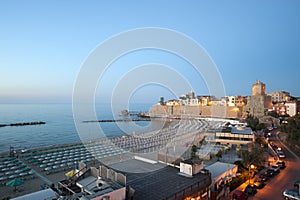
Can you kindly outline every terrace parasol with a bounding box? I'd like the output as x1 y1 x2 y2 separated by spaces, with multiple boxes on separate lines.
6 178 24 192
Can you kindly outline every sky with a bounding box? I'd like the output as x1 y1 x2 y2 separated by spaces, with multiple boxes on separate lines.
1 1 300 104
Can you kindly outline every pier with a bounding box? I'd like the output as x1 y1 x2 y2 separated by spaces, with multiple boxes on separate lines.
0 121 46 128
82 118 151 123
119 110 150 118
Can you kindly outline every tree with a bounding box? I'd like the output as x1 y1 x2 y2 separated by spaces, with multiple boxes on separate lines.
245 114 259 131
225 122 231 127
191 145 197 158
245 114 266 131
216 150 222 161
256 137 267 148
198 136 206 147
267 110 279 118
279 114 290 118
239 146 266 168
257 123 266 131
281 114 300 141
280 114 300 157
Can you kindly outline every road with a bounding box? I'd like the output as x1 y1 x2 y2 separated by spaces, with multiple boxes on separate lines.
248 129 300 200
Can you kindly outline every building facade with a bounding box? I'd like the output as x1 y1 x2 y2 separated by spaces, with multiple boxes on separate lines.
205 162 238 200
272 101 298 117
227 96 246 107
285 102 297 116
214 126 255 146
179 91 200 106
272 103 287 116
269 91 290 103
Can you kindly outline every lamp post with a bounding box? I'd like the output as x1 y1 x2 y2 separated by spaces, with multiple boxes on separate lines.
249 164 255 184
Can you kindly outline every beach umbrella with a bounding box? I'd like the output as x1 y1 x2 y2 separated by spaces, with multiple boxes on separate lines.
22 167 31 172
65 169 76 177
6 178 24 192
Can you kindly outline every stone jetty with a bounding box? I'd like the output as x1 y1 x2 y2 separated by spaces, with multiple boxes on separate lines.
0 121 46 128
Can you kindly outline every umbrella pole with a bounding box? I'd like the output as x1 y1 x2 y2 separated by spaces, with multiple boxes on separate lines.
14 186 16 192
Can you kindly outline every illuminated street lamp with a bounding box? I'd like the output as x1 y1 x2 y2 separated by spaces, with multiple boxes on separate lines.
249 164 255 184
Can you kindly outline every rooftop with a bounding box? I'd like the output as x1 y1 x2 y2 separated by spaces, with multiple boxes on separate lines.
218 126 253 135
231 126 252 135
126 165 211 200
58 165 126 199
76 176 118 199
181 158 203 165
205 162 237 180
219 127 232 133
11 188 57 200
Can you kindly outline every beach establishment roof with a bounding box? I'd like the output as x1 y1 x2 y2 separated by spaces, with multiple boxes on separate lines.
11 188 57 200
205 161 237 182
126 165 211 200
76 176 97 191
231 126 252 135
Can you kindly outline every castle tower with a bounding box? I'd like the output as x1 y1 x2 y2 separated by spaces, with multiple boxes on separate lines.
252 80 266 96
244 80 272 117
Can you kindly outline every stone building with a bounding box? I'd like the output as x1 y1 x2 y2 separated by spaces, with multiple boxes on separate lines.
226 96 246 107
269 91 290 103
243 80 272 117
150 104 243 119
252 80 266 96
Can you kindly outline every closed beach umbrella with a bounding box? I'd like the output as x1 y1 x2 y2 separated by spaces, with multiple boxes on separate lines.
6 178 24 192
65 169 75 177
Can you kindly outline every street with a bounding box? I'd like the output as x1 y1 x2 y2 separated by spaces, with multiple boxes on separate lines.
248 129 300 200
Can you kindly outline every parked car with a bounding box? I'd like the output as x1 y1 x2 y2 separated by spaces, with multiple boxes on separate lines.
266 169 274 177
283 189 300 200
271 144 278 150
232 189 248 200
276 160 286 169
244 184 257 195
271 165 280 174
257 166 266 171
254 180 266 189
278 151 286 159
259 173 269 182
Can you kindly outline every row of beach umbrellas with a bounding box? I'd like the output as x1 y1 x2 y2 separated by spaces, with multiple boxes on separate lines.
109 120 210 152
21 143 125 173
0 156 32 182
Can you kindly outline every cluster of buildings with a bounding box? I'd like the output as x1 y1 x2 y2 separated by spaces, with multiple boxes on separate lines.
12 159 215 200
153 80 300 119
270 91 298 117
19 159 239 200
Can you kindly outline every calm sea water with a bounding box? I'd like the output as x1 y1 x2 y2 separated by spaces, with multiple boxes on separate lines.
0 103 157 153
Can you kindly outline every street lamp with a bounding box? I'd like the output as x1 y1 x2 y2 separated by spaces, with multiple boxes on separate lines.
249 164 255 184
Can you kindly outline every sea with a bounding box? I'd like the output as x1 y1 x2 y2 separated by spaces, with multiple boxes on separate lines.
0 103 159 153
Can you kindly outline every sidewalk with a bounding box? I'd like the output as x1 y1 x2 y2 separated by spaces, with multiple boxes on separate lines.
227 177 256 200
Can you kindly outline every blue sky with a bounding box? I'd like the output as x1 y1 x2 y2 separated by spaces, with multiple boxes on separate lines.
1 1 300 104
